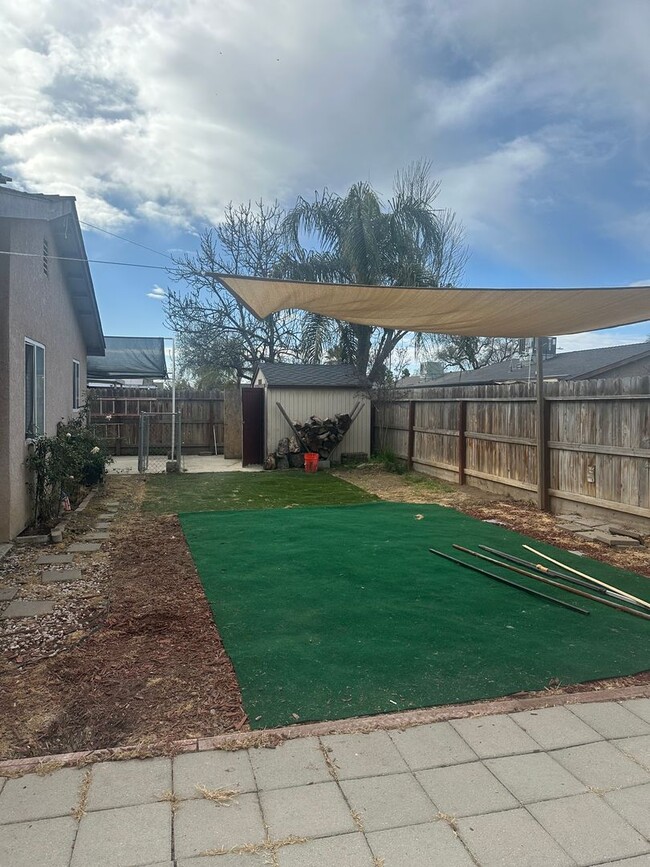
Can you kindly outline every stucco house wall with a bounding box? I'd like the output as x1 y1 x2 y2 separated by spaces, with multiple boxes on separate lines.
0 188 103 542
2 218 89 540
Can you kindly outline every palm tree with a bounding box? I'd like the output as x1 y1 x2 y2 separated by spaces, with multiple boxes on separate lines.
280 161 467 381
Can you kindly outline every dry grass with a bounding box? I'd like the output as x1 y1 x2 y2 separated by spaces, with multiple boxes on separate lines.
201 835 308 857
318 740 339 781
373 858 385 867
158 789 182 813
195 784 240 805
437 811 459 832
351 809 364 832
71 770 92 820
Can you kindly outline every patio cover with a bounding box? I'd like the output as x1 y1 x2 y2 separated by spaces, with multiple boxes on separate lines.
87 336 167 380
214 275 650 337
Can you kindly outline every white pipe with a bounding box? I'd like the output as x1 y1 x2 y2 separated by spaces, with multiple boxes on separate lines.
171 337 176 461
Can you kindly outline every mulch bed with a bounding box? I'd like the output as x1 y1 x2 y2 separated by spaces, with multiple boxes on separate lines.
0 504 246 760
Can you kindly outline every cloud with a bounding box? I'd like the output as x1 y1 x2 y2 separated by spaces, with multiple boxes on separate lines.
2 0 650 283
146 284 166 300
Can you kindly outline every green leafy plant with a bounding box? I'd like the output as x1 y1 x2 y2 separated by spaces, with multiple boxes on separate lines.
25 407 112 530
371 449 407 474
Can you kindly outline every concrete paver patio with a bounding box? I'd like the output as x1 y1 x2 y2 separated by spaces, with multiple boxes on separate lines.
1 698 649 866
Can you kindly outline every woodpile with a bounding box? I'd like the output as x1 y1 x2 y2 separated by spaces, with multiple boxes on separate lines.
264 412 354 470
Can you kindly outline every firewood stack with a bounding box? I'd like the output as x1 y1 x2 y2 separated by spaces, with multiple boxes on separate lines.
264 413 353 469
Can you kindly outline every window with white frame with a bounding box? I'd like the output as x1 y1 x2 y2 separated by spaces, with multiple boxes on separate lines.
25 340 45 437
73 359 80 410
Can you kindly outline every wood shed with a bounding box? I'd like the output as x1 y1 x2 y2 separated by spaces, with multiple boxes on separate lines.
244 363 371 466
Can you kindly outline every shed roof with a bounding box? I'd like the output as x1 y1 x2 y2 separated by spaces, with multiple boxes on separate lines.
402 342 650 387
255 362 368 389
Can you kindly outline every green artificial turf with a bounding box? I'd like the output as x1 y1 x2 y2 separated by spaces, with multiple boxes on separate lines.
180 502 650 729
142 470 377 515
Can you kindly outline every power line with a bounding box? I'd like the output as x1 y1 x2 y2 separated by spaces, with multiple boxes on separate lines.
0 249 169 270
79 219 173 260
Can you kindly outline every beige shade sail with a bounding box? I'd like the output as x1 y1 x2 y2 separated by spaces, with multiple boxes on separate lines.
213 274 650 337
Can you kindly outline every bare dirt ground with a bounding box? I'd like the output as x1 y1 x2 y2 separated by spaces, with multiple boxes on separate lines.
0 478 245 760
1 469 647 762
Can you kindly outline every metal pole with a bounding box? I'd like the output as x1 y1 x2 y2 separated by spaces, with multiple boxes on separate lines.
171 337 176 461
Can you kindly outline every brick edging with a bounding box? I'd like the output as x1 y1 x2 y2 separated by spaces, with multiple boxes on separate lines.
1 681 648 776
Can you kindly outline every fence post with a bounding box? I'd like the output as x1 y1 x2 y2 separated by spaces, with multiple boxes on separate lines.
457 400 467 485
407 400 416 470
536 339 550 511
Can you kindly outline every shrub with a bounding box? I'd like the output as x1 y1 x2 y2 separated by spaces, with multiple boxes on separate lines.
25 408 112 529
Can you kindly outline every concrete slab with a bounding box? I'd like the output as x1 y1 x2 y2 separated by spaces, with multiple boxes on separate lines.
367 820 476 867
416 761 518 817
41 568 82 584
0 586 18 601
485 752 586 803
450 714 540 758
389 721 478 770
259 781 355 839
173 794 265 858
509 705 603 750
0 543 12 561
104 501 121 507
0 816 77 867
0 768 84 823
613 735 650 769
321 731 409 780
36 554 74 565
81 532 111 541
340 772 436 832
173 749 256 800
276 833 372 867
86 757 172 811
551 740 650 790
605 783 650 838
457 807 574 867
94 522 112 529
529 792 650 866
568 701 650 739
605 857 650 866
0 600 55 619
177 855 267 867
71 802 172 867
623 699 650 725
96 514 116 521
249 736 330 790
68 543 101 552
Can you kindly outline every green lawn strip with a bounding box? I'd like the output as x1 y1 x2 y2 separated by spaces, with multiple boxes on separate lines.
142 470 377 515
180 502 650 730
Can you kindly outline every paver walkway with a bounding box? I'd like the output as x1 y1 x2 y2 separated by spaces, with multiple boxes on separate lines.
1 698 649 866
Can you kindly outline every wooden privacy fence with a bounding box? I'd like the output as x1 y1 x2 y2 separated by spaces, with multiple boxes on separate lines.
374 377 650 522
88 388 225 455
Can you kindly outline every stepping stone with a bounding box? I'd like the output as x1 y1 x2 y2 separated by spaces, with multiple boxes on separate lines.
95 522 112 530
81 532 110 541
104 502 120 507
1 600 55 619
41 568 82 584
96 515 115 521
68 543 101 553
0 543 12 561
0 587 18 602
37 554 74 565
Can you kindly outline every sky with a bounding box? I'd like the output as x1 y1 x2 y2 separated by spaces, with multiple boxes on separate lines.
2 0 650 356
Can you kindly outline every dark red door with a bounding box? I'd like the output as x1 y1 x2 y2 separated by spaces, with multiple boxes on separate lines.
241 387 265 466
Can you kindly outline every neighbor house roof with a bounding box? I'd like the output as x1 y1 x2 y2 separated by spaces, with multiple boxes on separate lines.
401 342 650 388
87 336 168 380
0 186 105 355
254 362 368 389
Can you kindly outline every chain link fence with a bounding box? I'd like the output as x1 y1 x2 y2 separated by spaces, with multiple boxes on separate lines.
137 412 183 473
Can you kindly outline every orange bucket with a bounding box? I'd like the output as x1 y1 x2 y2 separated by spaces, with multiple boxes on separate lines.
304 452 319 473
